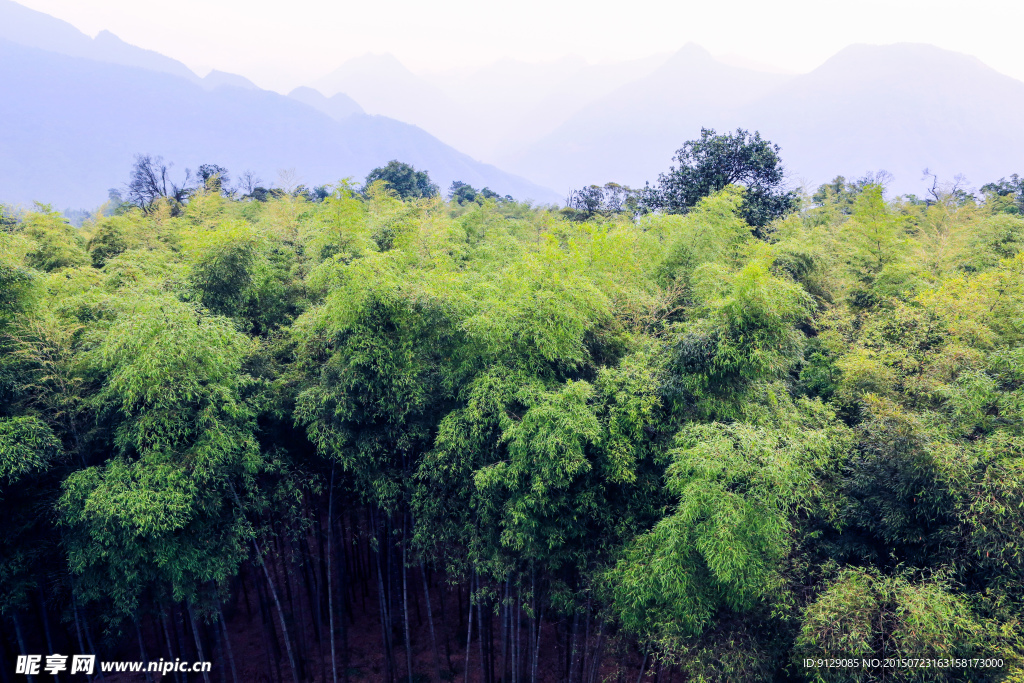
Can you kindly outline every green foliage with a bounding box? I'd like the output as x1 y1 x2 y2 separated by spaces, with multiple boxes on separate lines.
301 182 372 263
653 128 796 229
21 207 90 272
0 243 38 325
0 416 61 484
87 215 132 267
845 184 909 282
87 294 256 460
608 405 849 648
665 249 812 419
59 293 262 615
980 174 1024 215
795 568 1019 682
3 178 1024 678
652 186 752 288
365 160 439 199
833 398 956 565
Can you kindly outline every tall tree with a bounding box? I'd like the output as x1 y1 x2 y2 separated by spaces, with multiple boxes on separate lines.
651 128 796 231
364 160 439 200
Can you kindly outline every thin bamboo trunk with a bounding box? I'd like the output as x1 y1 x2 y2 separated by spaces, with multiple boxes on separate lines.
402 527 413 683
230 485 299 683
13 614 35 683
513 585 520 683
160 610 182 683
420 562 442 683
279 536 309 682
500 579 508 683
531 604 544 683
437 575 453 673
135 619 155 683
256 534 300 683
580 607 591 683
39 590 57 683
82 614 104 680
216 603 238 683
334 516 350 683
527 583 534 683
173 604 191 665
372 510 394 683
255 578 282 683
586 620 604 683
568 610 580 683
464 574 474 683
187 603 212 683
327 468 338 683
71 597 88 676
214 622 226 683
299 532 323 646
475 573 485 683
635 648 649 683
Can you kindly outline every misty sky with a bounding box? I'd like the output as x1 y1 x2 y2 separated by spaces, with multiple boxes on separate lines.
14 0 1024 92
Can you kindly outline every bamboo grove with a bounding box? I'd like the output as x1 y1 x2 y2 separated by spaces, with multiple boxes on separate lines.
2 170 1024 682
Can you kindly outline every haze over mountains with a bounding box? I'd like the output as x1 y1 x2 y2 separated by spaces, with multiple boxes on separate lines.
2 0 1024 209
504 43 1024 195
312 53 671 162
0 0 560 208
312 43 1024 197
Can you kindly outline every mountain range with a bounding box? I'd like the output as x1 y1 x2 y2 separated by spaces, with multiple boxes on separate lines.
3 0 1024 209
501 43 1024 195
310 43 1024 197
0 0 561 209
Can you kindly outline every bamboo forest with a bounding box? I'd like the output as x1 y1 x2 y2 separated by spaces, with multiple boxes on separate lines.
3 144 1024 682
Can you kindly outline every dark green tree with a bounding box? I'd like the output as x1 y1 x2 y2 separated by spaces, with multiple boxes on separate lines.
196 163 231 195
652 128 796 231
449 181 479 204
981 174 1024 215
364 160 439 199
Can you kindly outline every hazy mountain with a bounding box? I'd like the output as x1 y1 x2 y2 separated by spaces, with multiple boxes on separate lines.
201 70 260 91
0 0 199 82
0 39 561 209
7 0 1021 208
310 52 670 162
734 43 1024 194
433 54 671 160
288 87 365 122
312 54 459 137
503 44 793 193
503 43 1024 196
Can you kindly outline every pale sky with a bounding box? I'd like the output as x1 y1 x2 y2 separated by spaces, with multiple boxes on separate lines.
15 0 1024 92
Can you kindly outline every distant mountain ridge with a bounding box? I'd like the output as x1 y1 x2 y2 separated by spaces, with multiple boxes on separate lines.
0 0 200 81
288 87 365 122
0 37 562 208
5 0 1024 206
311 51 671 162
733 43 1024 194
501 43 1024 195
307 41 1024 197
500 44 793 192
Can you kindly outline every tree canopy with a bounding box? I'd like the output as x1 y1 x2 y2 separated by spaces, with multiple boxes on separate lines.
1 156 1023 683
650 128 797 231
365 160 440 199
